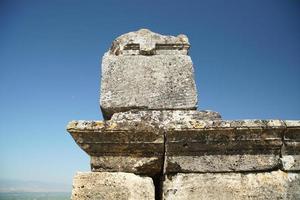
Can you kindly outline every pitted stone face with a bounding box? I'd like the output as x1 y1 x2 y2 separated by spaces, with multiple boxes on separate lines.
100 29 198 119
109 29 190 56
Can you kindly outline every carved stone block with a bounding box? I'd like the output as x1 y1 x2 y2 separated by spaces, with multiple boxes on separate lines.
165 120 284 172
163 171 300 200
72 172 155 200
100 29 197 119
282 120 300 171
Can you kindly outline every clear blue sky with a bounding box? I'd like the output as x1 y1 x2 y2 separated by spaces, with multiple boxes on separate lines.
0 0 299 189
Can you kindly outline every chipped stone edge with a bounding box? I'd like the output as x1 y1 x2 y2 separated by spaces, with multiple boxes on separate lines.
66 119 300 173
67 119 296 131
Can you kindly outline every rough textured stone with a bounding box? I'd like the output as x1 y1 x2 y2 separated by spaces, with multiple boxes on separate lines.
67 120 164 156
67 111 221 175
108 28 190 56
282 120 300 171
165 119 284 172
91 156 163 176
111 110 221 122
163 171 300 200
66 110 221 158
67 119 164 175
67 118 297 174
281 155 300 171
166 155 281 173
72 172 154 200
100 29 197 119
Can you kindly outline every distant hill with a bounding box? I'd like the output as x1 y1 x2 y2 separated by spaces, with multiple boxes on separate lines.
0 179 71 193
0 192 70 200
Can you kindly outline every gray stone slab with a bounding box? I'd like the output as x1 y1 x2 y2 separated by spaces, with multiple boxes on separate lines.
163 171 300 200
100 29 198 119
72 172 154 200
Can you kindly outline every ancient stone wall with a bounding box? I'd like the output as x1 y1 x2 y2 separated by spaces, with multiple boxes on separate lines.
67 29 300 200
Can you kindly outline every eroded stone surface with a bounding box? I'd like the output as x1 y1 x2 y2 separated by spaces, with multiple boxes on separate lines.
109 28 190 56
163 171 300 200
91 156 163 176
164 119 286 130
67 115 164 175
166 155 281 173
67 119 164 156
72 172 154 200
101 55 197 119
66 110 222 160
67 111 222 175
111 110 221 122
165 119 284 172
67 118 300 174
281 155 300 171
100 29 198 119
282 120 300 171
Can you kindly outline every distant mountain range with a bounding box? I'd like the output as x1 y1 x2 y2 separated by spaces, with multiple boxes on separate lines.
0 179 71 193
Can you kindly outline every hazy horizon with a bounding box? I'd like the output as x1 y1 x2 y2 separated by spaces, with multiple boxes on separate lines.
0 179 71 193
1 0 299 192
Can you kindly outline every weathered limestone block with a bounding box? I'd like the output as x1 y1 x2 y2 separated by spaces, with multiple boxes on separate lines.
66 110 221 175
67 119 164 175
166 155 280 173
67 120 164 155
111 110 221 123
72 172 154 200
100 29 198 119
282 120 300 171
91 156 163 176
165 120 285 172
108 28 190 56
163 171 300 200
67 117 296 174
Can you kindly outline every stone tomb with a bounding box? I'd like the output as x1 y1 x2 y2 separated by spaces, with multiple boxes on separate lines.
100 29 197 119
67 29 300 200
